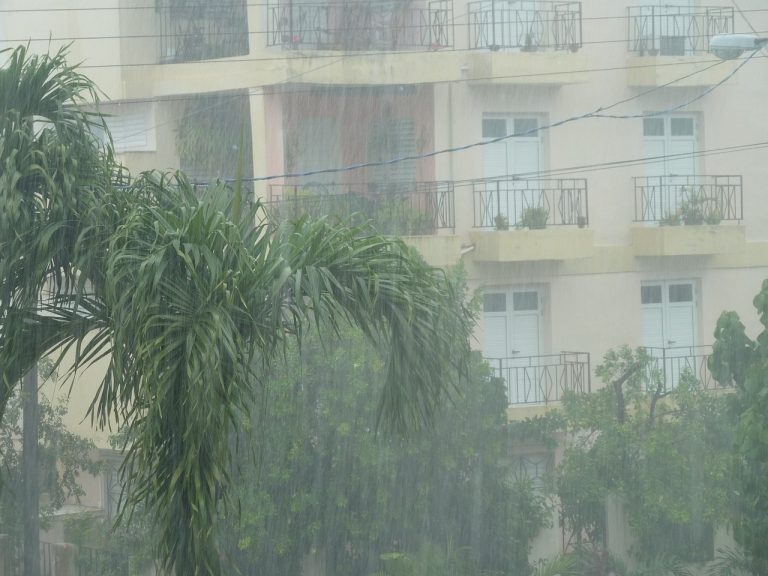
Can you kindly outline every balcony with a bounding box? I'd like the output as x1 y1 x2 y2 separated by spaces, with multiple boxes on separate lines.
266 0 454 51
469 0 582 51
465 1 585 85
642 345 729 394
626 5 735 86
486 352 591 406
266 182 454 233
469 178 594 262
157 0 249 64
632 175 745 256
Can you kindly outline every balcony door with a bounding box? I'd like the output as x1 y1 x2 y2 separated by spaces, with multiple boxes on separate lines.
643 115 697 220
484 289 544 403
481 116 542 227
641 281 697 389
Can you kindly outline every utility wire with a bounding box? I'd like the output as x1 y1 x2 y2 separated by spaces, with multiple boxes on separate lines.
4 29 765 48
104 54 746 146
242 48 760 183
2 3 768 20
228 141 768 191
448 141 768 183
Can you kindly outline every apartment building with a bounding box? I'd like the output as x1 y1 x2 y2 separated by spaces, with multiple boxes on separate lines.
4 0 768 565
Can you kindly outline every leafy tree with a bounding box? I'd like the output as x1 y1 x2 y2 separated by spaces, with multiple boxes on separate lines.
709 279 768 574
0 361 100 537
224 329 549 575
0 46 474 575
553 347 733 564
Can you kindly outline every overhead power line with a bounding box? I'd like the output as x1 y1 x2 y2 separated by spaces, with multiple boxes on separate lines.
1 3 768 20
238 49 760 183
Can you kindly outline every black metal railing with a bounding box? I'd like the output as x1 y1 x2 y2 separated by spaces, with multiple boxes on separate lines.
486 352 591 405
633 175 742 223
267 0 453 51
642 345 728 394
472 178 588 229
157 0 249 63
627 5 734 55
468 0 582 51
265 181 455 234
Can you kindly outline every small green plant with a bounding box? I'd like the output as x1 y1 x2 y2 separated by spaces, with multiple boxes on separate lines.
519 206 549 229
679 190 723 225
494 213 510 231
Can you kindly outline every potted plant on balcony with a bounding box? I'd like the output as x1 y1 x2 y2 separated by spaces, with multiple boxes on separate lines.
494 213 510 231
518 206 549 230
680 193 723 226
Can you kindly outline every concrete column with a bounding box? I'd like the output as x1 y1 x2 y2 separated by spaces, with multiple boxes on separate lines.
249 87 272 202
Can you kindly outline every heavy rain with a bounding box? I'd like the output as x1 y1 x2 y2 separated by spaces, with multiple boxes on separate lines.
1 1 768 575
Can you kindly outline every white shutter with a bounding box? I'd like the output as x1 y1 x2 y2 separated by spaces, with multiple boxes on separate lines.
484 142 508 179
483 315 508 358
642 307 665 348
510 313 540 357
103 103 156 152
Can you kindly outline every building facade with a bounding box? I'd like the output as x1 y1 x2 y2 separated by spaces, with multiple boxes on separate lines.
4 0 768 567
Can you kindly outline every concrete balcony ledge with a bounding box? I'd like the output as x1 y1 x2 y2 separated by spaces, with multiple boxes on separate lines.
626 55 730 87
469 228 594 262
632 224 746 256
466 50 588 85
403 235 463 268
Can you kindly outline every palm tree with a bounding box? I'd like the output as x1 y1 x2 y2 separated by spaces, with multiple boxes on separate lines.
0 47 474 575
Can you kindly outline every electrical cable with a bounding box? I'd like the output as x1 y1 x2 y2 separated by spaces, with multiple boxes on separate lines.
238 48 761 183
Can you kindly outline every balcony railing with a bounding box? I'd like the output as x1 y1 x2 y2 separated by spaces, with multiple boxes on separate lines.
267 0 454 51
265 182 455 234
473 178 588 228
486 352 591 405
468 0 582 51
633 175 742 224
642 345 728 394
157 0 249 63
627 5 734 55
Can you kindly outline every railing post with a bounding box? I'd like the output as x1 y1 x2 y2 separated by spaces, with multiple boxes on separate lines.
586 352 591 393
490 0 496 48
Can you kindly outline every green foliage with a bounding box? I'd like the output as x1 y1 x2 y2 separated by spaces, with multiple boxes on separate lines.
709 278 768 574
518 207 549 230
554 347 733 563
0 46 475 575
0 363 100 536
225 334 549 575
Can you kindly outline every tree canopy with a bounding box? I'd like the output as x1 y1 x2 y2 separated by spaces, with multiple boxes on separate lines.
0 45 474 574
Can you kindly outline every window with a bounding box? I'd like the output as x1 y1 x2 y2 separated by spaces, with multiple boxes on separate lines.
97 102 156 153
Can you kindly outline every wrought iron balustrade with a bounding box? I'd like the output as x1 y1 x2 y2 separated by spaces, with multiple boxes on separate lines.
267 0 453 51
468 0 582 51
486 352 591 405
157 0 249 63
627 5 734 55
641 345 728 394
265 181 455 234
472 177 588 228
633 175 742 223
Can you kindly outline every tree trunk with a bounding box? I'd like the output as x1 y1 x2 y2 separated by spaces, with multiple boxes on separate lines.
22 367 40 576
